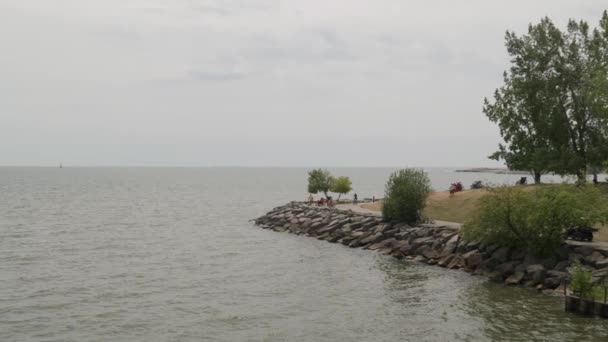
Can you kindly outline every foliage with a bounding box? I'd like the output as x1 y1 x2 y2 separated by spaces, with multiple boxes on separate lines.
471 180 484 189
462 185 608 255
485 11 608 184
382 168 432 224
449 182 463 194
307 169 335 199
570 262 595 299
331 176 352 201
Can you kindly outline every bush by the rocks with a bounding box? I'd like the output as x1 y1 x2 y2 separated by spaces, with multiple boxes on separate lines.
382 168 432 224
462 185 608 256
570 262 595 299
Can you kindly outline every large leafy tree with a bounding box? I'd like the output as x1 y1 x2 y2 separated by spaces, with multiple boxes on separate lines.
485 12 608 184
307 169 335 199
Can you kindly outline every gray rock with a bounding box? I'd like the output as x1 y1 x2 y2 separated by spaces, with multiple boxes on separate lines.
568 253 584 264
441 234 459 256
360 232 385 246
494 261 517 278
414 255 427 262
447 255 466 269
553 245 570 261
492 246 511 263
438 254 455 267
526 264 545 274
543 277 563 289
488 271 504 282
531 269 547 285
540 257 558 270
554 260 570 272
412 236 435 246
510 248 527 261
595 258 608 269
547 270 567 278
584 251 605 267
505 271 525 285
417 245 439 260
485 244 500 255
574 245 595 257
463 250 483 269
399 244 415 256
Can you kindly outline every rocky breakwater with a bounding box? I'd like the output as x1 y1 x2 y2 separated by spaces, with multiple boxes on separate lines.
254 202 608 295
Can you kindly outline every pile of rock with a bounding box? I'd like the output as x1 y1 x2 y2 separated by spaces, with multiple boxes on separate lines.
254 202 608 295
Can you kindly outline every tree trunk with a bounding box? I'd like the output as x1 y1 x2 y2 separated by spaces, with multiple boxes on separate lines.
593 173 598 185
337 193 342 201
323 191 329 200
533 172 542 185
576 170 587 185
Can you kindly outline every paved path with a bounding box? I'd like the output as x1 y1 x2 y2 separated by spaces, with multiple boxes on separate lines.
335 203 463 229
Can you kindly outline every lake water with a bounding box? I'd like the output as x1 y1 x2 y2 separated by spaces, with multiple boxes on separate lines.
1 167 606 341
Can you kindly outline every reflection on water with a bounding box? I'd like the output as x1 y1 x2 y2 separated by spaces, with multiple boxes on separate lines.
463 282 608 341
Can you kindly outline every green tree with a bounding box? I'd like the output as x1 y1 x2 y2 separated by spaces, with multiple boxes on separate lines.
307 169 335 199
382 168 432 224
485 12 608 184
462 185 608 255
331 176 352 201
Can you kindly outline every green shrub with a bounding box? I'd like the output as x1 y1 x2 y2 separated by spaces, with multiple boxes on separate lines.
570 262 595 299
382 168 432 224
462 185 608 255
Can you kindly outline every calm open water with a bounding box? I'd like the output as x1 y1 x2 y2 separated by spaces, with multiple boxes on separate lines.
1 167 606 341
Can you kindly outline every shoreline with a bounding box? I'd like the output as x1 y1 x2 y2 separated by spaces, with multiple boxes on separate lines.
254 202 608 301
455 167 529 175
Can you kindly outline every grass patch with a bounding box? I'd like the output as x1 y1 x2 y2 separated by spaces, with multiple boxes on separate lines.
361 185 608 242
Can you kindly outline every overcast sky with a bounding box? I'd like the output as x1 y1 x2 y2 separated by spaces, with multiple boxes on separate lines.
1 1 606 167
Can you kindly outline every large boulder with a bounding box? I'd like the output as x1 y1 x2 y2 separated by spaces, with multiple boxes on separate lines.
447 255 466 269
438 254 455 267
463 250 483 270
543 277 563 289
492 246 511 263
595 258 608 269
554 260 570 272
417 245 439 260
440 234 459 256
574 245 595 257
494 261 517 279
505 271 525 285
399 243 416 256
584 251 605 267
359 232 385 246
510 248 527 261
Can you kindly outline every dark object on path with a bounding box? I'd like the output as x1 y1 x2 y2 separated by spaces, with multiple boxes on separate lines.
470 180 483 189
517 177 527 185
565 225 598 242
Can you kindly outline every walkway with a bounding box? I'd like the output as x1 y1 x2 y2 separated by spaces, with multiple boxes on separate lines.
335 203 463 229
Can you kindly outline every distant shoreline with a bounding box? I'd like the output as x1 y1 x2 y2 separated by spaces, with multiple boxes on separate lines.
455 167 528 175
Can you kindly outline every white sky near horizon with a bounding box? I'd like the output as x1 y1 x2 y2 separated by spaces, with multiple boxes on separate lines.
1 0 606 167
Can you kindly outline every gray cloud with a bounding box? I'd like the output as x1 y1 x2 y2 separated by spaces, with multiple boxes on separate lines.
0 0 606 166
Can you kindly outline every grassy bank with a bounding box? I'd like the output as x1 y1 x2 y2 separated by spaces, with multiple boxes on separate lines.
361 187 608 242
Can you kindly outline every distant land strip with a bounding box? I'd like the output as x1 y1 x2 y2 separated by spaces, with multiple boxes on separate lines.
455 168 528 175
